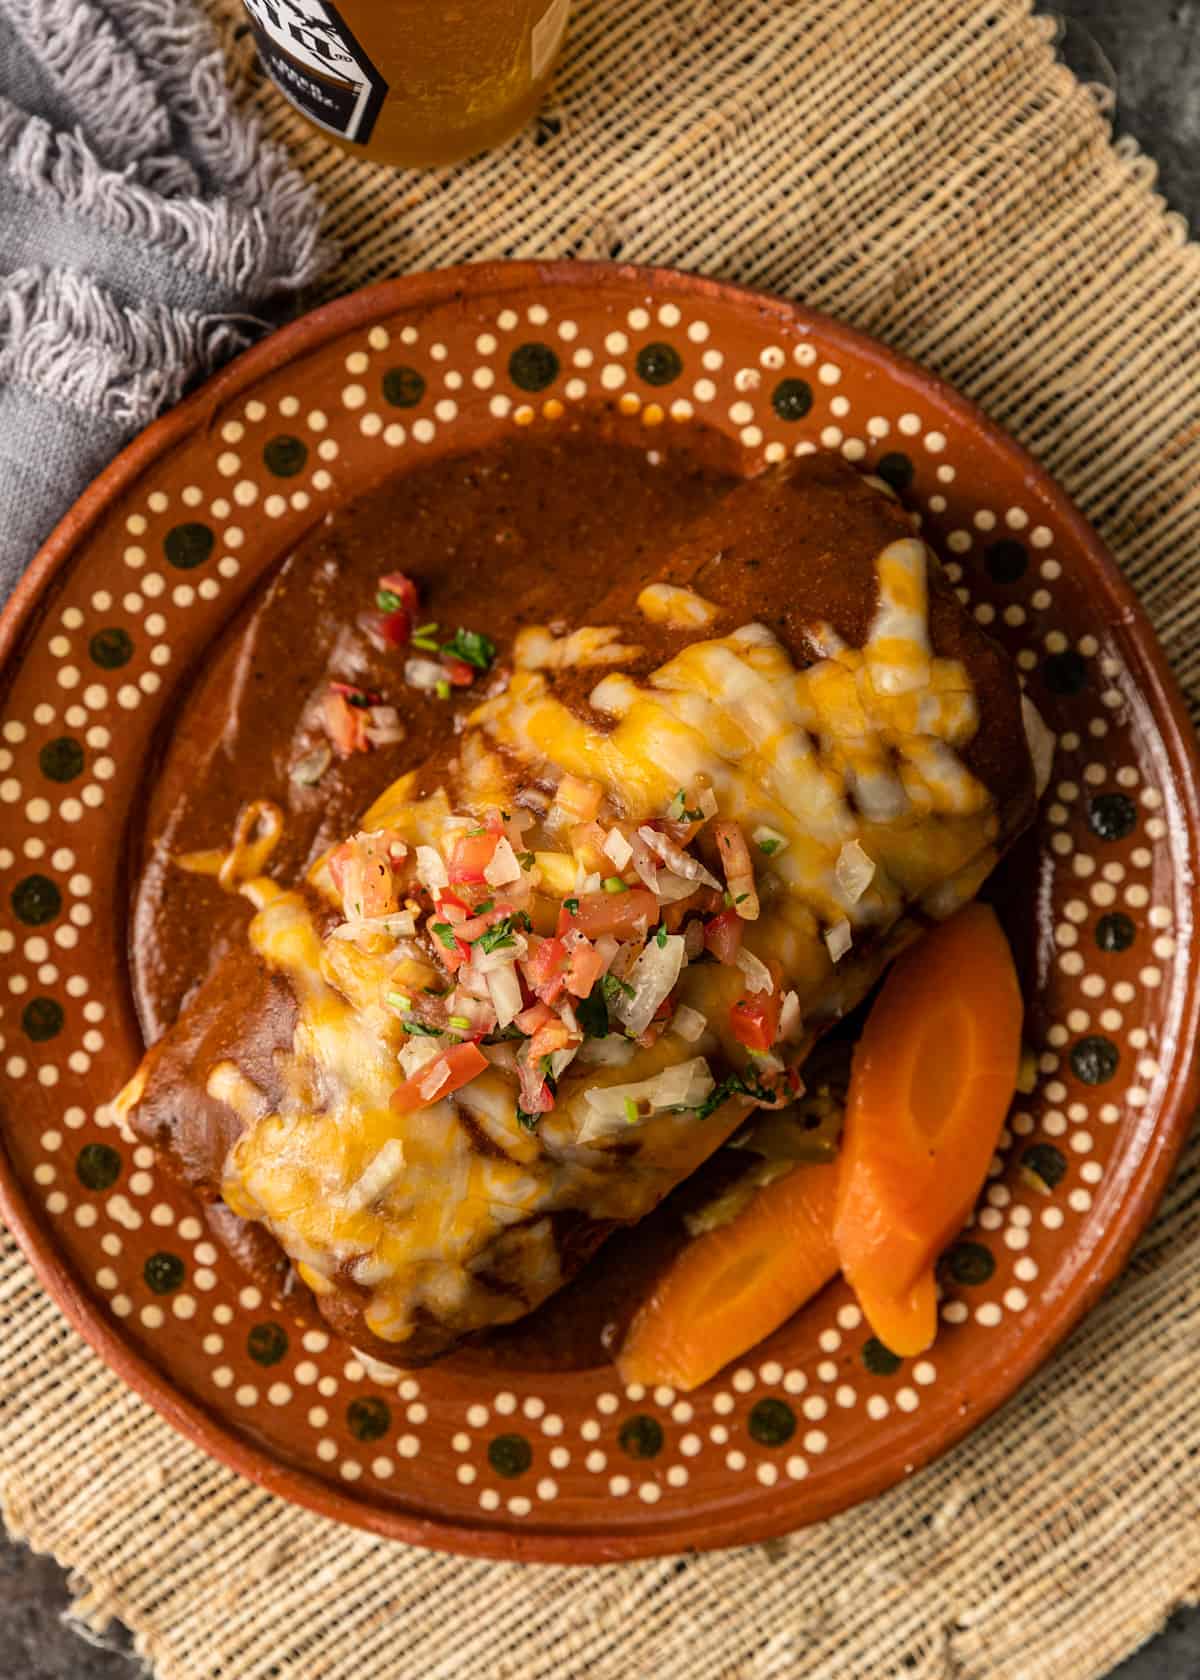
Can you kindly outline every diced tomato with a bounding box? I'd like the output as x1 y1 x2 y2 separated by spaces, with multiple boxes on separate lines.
323 688 371 756
704 908 744 964
564 936 605 999
328 841 355 894
353 832 399 917
359 606 413 651
378 572 420 615
453 905 504 943
515 1001 554 1035
529 1018 572 1062
729 991 781 1052
661 885 723 932
525 936 566 988
428 912 471 973
391 1041 487 1114
442 657 476 688
448 832 499 883
557 888 658 940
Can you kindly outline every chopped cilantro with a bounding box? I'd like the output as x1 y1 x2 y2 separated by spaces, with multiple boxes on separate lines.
517 850 536 871
516 910 533 932
442 626 497 671
670 788 704 822
484 1023 524 1043
757 837 782 856
723 891 735 907
477 916 517 954
415 621 439 636
431 922 460 952
602 973 635 1003
476 897 495 913
577 981 609 1039
735 892 750 904
515 1105 540 1133
411 629 441 651
401 1020 442 1037
603 876 628 894
435 679 451 700
693 1069 777 1121
376 588 402 612
655 924 668 948
562 896 580 916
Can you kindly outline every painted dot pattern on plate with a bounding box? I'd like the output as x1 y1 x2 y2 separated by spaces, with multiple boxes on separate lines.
0 273 1191 1554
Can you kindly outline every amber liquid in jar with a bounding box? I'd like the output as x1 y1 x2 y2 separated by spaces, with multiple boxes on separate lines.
241 0 571 169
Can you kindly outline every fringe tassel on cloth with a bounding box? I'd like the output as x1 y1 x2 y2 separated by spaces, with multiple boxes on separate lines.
0 0 331 596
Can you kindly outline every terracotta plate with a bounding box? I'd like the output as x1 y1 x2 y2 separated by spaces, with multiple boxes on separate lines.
1 262 1198 1563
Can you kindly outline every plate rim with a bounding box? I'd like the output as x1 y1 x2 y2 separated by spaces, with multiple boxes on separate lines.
2 257 1199 1563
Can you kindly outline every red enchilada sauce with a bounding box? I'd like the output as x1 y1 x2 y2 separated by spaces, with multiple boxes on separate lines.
129 424 740 1369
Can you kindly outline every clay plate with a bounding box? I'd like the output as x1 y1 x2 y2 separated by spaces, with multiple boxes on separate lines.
1 262 1198 1564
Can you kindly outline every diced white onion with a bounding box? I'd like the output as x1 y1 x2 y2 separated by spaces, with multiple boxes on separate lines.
778 989 802 1040
835 839 876 904
637 826 722 891
416 845 448 889
612 933 687 1037
474 934 528 974
752 824 788 857
418 1058 451 1101
484 836 522 886
697 786 719 820
364 705 406 746
329 909 417 943
579 1056 715 1143
671 1004 708 1043
399 1036 443 1079
603 828 634 869
736 946 773 993
486 963 523 1029
825 918 852 963
345 1138 406 1212
549 1044 580 1081
291 743 332 786
404 656 446 691
575 1034 638 1068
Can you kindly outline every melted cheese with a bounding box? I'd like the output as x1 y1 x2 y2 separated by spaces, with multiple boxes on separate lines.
211 535 1002 1347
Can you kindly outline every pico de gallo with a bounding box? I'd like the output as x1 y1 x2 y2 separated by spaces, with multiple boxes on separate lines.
324 783 811 1134
318 571 498 762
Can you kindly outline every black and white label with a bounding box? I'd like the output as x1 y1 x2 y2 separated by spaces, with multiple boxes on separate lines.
242 0 387 145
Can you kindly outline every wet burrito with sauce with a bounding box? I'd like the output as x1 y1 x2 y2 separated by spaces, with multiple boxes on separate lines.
115 457 1046 1364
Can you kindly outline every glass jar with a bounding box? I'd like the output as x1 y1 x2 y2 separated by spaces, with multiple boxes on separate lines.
241 0 571 169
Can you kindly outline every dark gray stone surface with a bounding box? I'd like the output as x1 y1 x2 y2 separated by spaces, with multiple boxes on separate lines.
1 1 1197 1673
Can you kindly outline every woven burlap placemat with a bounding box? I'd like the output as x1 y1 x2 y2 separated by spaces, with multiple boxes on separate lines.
3 2 1199 1675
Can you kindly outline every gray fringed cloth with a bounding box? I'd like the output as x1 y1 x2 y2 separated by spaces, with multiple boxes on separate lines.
0 0 330 598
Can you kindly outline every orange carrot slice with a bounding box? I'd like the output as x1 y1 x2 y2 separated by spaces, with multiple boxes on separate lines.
833 901 1023 1357
617 1160 840 1392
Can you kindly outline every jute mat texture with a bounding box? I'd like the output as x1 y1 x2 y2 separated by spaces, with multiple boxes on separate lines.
3 1 1200 1675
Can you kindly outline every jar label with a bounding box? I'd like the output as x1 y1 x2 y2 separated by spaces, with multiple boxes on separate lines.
531 0 570 81
241 0 388 144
